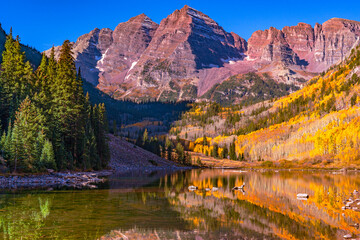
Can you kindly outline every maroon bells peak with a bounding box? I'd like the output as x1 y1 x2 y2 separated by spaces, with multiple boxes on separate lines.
45 7 360 102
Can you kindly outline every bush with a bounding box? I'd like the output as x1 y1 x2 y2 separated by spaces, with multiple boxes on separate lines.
261 161 274 168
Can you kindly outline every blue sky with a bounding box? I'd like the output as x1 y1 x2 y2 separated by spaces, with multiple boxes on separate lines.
1 0 360 51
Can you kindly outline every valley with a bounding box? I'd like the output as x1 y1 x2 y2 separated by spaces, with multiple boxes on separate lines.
0 3 360 239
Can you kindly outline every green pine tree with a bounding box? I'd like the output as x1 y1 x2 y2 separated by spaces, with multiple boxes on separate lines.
222 145 229 159
229 140 237 160
10 97 46 172
0 30 33 126
40 139 56 170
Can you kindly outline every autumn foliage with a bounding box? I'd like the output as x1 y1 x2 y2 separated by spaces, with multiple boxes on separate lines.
186 45 360 167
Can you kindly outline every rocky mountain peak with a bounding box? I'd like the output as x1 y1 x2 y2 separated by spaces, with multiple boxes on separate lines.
248 18 360 72
129 13 148 21
44 8 360 102
119 5 248 101
247 26 298 65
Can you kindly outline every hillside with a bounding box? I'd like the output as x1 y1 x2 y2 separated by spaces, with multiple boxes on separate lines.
201 72 300 106
108 134 183 171
173 44 360 168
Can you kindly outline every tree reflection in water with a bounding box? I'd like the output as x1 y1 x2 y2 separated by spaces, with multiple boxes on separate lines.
0 169 359 240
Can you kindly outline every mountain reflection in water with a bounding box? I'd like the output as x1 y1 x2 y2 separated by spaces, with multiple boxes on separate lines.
0 169 359 239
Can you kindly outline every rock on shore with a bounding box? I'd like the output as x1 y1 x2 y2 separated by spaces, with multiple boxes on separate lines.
0 171 113 190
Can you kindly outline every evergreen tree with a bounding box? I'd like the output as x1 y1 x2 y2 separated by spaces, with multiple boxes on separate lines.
0 35 110 173
175 143 185 164
47 46 57 93
1 123 12 160
52 40 87 168
0 132 6 156
40 139 56 170
33 54 52 121
229 139 237 160
203 135 207 146
94 103 110 168
222 145 229 159
212 144 219 158
0 30 33 126
10 97 46 172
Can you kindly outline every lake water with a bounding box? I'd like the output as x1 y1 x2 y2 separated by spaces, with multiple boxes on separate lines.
0 169 359 240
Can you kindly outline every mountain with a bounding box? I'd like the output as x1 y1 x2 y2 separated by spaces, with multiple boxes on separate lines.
122 5 247 101
0 24 42 68
247 18 360 72
45 14 159 93
45 7 360 102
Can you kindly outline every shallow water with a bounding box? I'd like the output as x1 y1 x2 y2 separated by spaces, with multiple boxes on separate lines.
0 169 359 239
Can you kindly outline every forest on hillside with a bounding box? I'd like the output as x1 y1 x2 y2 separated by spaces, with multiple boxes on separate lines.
0 32 109 173
201 72 300 106
172 45 360 168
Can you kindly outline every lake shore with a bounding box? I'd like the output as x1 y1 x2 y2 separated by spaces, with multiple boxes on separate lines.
0 165 192 190
191 151 360 170
0 135 193 190
5 133 359 190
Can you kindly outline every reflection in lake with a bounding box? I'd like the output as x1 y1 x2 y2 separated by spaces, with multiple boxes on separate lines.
0 169 359 239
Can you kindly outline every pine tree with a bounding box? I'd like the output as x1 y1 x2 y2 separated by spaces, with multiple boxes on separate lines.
47 46 57 92
95 103 110 168
40 139 56 170
2 123 12 160
34 131 45 167
0 131 6 158
33 54 52 113
35 53 48 80
0 30 33 126
175 143 185 164
203 135 207 146
10 97 46 172
52 40 87 168
222 145 229 159
84 126 100 170
212 144 219 158
82 93 100 170
229 140 237 160
0 35 110 172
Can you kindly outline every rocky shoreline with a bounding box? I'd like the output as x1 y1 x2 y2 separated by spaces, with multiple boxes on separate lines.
0 166 193 190
0 170 113 190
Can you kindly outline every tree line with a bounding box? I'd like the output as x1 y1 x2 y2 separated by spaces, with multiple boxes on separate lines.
0 30 109 173
135 129 192 166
